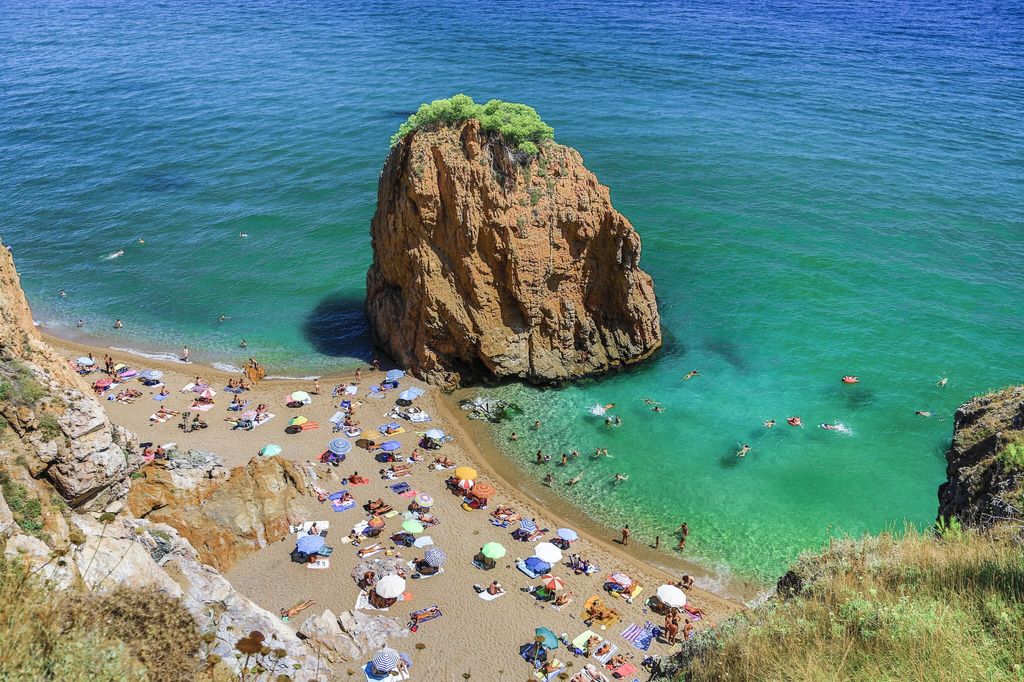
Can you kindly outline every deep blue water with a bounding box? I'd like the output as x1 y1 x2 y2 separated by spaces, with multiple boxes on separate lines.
2 0 1022 581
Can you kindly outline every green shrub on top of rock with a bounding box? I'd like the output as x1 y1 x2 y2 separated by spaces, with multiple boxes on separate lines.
391 94 554 154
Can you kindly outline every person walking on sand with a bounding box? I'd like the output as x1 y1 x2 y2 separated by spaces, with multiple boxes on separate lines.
312 378 320 395
181 346 190 363
621 524 630 546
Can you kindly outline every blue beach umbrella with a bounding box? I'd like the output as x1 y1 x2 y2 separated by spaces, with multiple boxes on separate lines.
424 547 447 567
140 369 163 381
380 440 401 452
556 528 578 542
371 648 400 673
328 438 351 456
295 534 325 555
399 387 424 401
260 444 282 457
385 369 405 381
535 627 559 649
77 357 95 366
520 519 538 533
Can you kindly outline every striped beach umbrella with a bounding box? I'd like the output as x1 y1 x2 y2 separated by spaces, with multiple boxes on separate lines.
519 519 538 533
457 478 474 490
470 482 496 499
200 388 216 399
140 369 163 381
415 493 434 507
385 369 405 381
371 648 400 673
424 547 447 567
328 438 351 456
540 574 565 591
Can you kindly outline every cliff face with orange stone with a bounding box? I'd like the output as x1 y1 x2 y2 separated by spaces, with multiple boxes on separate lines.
365 119 662 388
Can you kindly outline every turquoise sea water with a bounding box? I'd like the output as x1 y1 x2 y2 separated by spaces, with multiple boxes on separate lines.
2 1 1022 582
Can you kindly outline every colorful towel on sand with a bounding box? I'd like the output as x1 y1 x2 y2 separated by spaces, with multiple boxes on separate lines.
620 621 656 651
354 591 389 612
308 559 329 569
153 393 169 401
592 642 617 664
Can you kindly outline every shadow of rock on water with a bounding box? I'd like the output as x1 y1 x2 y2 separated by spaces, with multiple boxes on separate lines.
702 338 749 373
303 292 375 361
833 385 877 410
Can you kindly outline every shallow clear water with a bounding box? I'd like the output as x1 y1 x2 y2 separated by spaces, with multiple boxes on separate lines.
2 1 1022 581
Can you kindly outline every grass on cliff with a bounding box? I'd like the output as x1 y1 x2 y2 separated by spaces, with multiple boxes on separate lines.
391 93 554 154
0 544 202 681
675 527 1024 682
0 357 47 408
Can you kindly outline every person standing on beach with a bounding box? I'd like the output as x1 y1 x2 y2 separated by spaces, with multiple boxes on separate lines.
181 346 190 363
313 379 320 395
621 524 630 546
654 535 660 549
371 357 380 372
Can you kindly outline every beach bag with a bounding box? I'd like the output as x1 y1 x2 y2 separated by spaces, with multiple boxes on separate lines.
290 549 309 564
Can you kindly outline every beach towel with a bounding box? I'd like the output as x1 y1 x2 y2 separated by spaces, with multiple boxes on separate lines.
293 521 329 535
389 482 411 495
407 605 442 630
301 421 320 431
572 630 602 652
224 386 244 394
534 665 566 681
362 662 409 682
570 664 611 682
153 393 169 401
592 642 618 665
308 559 330 570
329 491 356 512
190 402 214 412
149 413 170 423
252 412 275 427
611 661 638 679
329 411 346 428
516 560 543 579
354 591 389 612
620 622 656 651
408 411 430 423
228 401 250 412
378 422 402 434
477 589 506 601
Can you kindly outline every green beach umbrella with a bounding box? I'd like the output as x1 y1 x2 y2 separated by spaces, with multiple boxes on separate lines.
480 542 506 560
260 444 282 457
402 519 425 534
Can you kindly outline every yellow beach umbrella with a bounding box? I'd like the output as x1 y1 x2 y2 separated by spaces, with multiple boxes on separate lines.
454 466 477 481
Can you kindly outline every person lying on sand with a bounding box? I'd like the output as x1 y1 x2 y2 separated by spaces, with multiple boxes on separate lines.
366 498 392 513
432 456 455 468
410 606 441 624
609 654 629 668
586 634 601 652
553 590 575 607
279 599 315 621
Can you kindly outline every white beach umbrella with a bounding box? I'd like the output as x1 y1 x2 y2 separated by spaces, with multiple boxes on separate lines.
374 574 406 599
656 584 687 608
533 542 563 565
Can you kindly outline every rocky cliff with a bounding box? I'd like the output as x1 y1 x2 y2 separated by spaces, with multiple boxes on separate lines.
938 385 1024 534
366 118 662 387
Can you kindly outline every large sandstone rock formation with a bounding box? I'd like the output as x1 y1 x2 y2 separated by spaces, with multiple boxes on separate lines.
938 386 1024 534
366 119 661 387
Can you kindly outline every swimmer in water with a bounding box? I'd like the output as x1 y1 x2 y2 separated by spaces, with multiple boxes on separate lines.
239 339 247 348
737 443 751 458
937 377 948 388
59 290 66 298
218 315 230 323
509 432 518 441
642 398 661 405
76 319 85 328
113 318 123 329
239 232 249 238
915 411 932 417
652 406 664 413
683 370 700 381
612 472 629 485
566 474 582 486
543 473 554 486
138 237 145 244
819 423 840 431
763 419 776 429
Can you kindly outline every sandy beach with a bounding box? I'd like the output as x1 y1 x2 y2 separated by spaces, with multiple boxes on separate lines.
46 333 744 680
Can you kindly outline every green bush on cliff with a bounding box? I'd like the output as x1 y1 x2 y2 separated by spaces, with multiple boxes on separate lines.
391 94 554 154
672 528 1024 681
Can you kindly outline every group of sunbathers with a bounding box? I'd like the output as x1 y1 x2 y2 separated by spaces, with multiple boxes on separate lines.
115 388 142 403
150 406 178 422
225 378 250 392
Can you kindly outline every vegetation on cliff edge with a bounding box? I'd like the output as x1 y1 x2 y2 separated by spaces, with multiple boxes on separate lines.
671 527 1024 681
391 94 554 154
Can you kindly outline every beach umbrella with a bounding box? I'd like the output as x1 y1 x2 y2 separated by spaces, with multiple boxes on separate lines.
290 390 311 403
200 388 216 399
470 482 496 499
77 356 95 366
424 428 446 440
519 519 538 533
374 575 406 598
385 369 405 381
371 648 400 673
556 528 578 542
540 574 566 591
454 466 477 481
415 492 434 507
608 572 633 588
94 377 113 387
140 369 163 381
328 438 351 456
480 542 506 559
535 627 559 649
380 440 401 452
295 534 325 555
423 547 447 567
260 444 282 457
368 516 386 529
402 519 424 534
399 387 424 401
534 542 563 565
656 584 687 608
457 478 474 491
